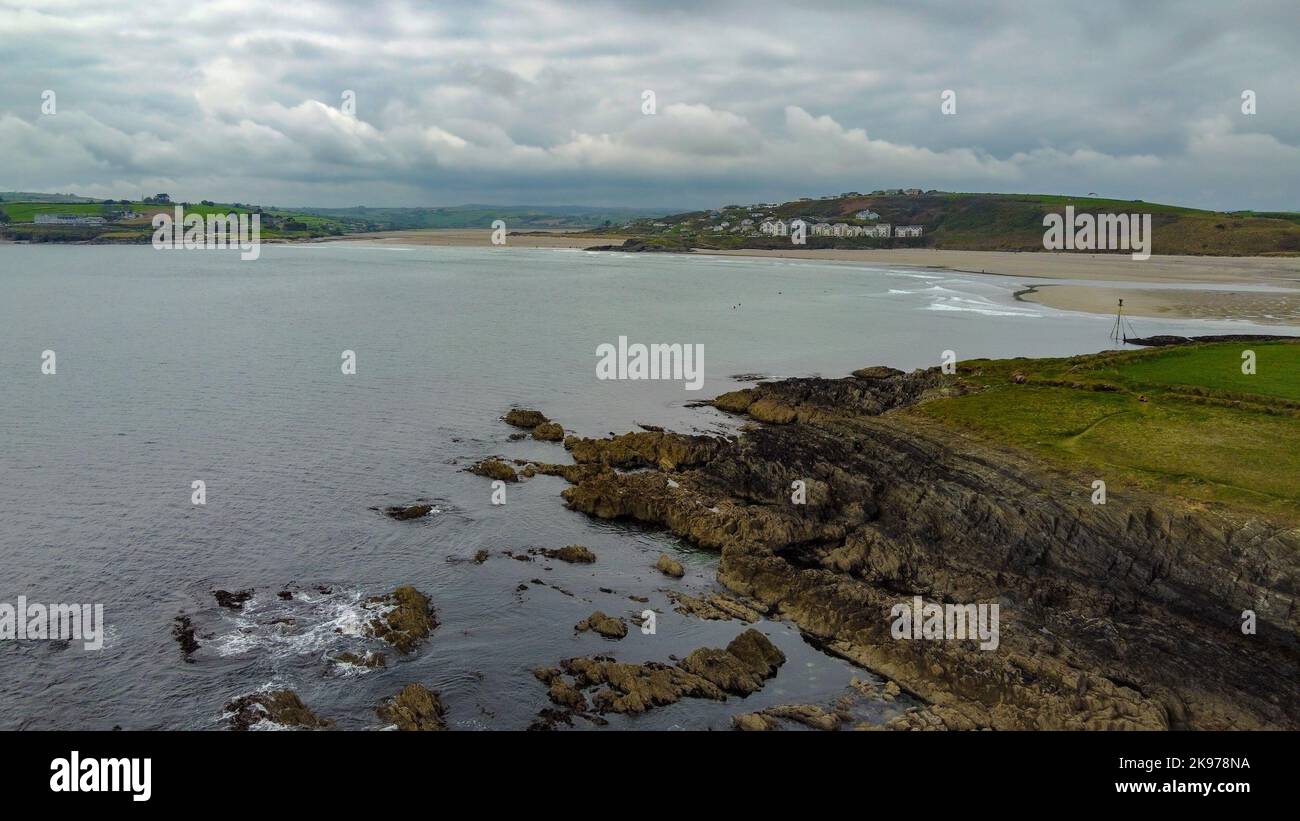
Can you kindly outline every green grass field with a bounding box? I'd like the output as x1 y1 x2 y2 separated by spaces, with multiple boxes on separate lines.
914 341 1300 521
0 202 108 221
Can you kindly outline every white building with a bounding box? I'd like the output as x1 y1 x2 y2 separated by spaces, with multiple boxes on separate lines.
894 225 923 237
855 210 880 220
863 224 891 238
759 219 789 236
34 214 106 226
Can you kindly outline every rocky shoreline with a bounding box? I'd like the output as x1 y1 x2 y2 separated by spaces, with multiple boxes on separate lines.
512 368 1300 730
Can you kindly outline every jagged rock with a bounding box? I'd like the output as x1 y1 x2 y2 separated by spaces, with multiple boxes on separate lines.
528 708 575 731
561 657 726 714
213 589 253 610
364 586 437 654
547 679 588 710
542 545 596 564
575 611 627 639
473 549 489 563
533 422 564 441
377 683 447 731
726 628 786 680
732 712 780 731
762 704 840 730
384 503 433 520
852 366 905 380
504 409 550 428
655 553 685 578
225 690 332 731
679 629 785 695
172 615 199 658
333 650 386 669
713 389 755 414
469 458 518 482
667 590 762 622
565 430 724 471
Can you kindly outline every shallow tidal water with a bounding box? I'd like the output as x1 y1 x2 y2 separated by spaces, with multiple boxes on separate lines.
1 242 1293 730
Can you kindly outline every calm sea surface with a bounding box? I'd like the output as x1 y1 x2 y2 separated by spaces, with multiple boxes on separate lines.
1 243 1292 729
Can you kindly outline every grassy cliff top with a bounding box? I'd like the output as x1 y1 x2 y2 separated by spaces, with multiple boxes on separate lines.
913 340 1300 522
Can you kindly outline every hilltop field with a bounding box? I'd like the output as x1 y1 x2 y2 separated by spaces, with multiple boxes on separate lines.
913 340 1300 522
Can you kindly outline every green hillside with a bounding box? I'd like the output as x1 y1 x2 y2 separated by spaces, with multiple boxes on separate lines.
0 196 661 243
601 192 1300 256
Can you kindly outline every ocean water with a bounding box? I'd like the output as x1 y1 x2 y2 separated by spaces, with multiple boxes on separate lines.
1 242 1293 730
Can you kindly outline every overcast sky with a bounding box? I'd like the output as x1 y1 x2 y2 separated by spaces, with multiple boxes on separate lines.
2 0 1297 210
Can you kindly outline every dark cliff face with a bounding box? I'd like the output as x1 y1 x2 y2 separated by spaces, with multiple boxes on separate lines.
546 369 1300 730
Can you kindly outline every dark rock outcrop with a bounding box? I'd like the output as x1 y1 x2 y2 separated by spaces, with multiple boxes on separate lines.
213 589 253 610
537 366 1300 730
384 503 434 520
538 629 785 716
172 615 199 659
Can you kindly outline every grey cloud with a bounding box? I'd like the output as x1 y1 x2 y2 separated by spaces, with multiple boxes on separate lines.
0 0 1295 210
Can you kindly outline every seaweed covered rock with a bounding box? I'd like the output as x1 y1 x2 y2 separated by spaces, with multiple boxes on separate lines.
364 586 437 654
377 683 447 731
505 408 550 429
384 503 434 520
679 630 785 696
542 545 596 564
469 458 519 482
560 657 725 714
533 421 565 441
225 690 332 731
575 611 627 639
655 553 684 578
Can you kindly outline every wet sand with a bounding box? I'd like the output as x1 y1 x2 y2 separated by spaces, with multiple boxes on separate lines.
327 228 620 249
1014 283 1300 325
329 231 1300 323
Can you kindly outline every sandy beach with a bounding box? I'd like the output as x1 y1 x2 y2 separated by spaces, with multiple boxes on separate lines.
327 228 621 249
331 231 1300 324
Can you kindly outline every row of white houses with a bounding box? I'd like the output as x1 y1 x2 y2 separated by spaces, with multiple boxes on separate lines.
33 214 107 226
757 219 923 238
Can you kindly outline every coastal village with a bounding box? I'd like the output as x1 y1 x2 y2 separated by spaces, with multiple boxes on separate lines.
633 187 934 242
